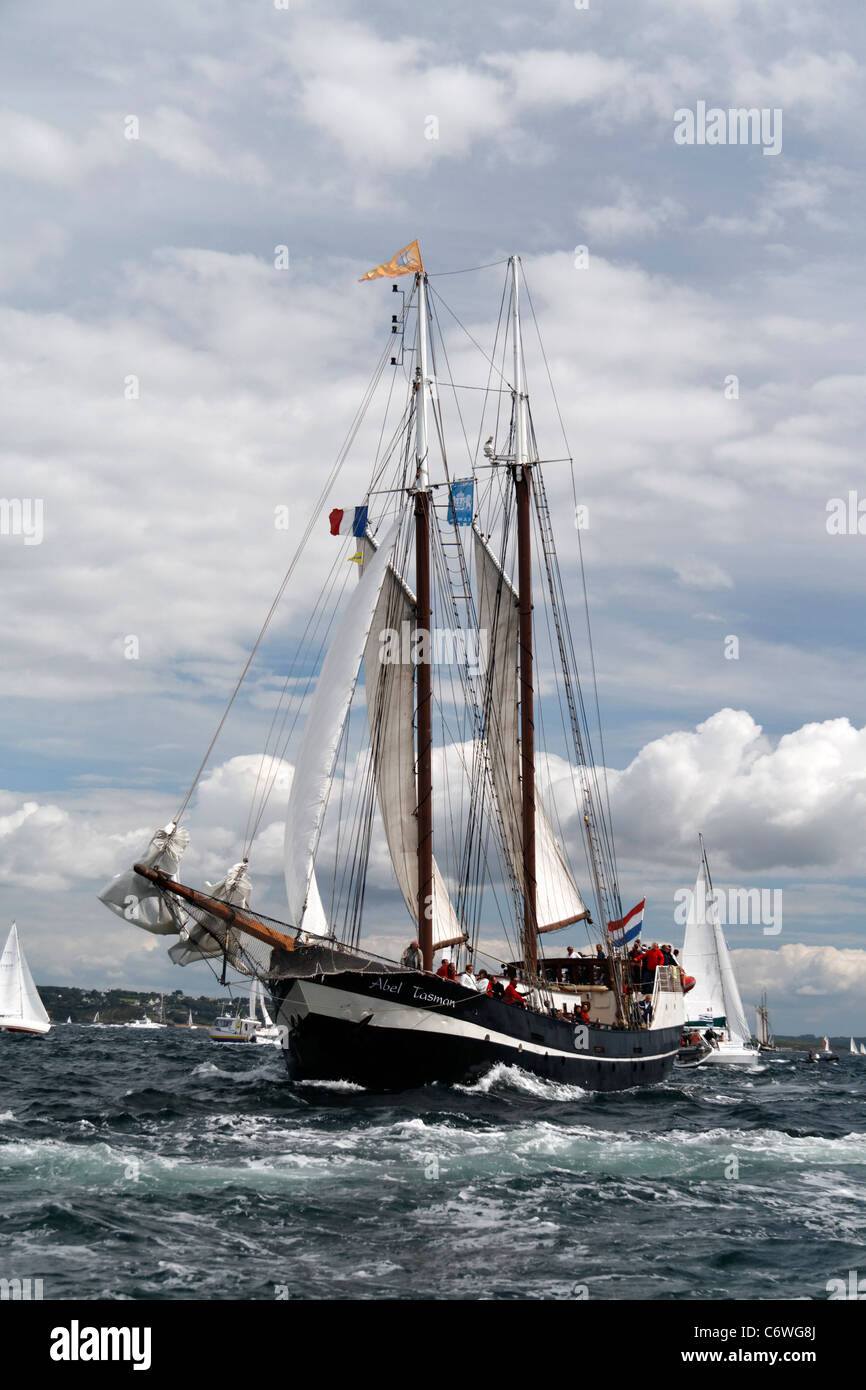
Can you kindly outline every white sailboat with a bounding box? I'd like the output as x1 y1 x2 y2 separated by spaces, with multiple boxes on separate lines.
0 922 51 1036
851 1037 858 1055
187 1009 197 1030
860 1043 866 1056
681 838 759 1067
251 978 284 1047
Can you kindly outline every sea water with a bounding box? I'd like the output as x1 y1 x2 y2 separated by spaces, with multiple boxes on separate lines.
1 1028 864 1300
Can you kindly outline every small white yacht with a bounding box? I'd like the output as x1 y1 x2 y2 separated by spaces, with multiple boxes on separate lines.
0 922 51 1035
681 838 760 1068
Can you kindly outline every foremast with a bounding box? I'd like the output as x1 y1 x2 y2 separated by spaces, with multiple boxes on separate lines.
413 272 435 971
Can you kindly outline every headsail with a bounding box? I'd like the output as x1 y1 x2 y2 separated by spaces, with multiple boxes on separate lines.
98 822 190 935
284 518 401 935
168 861 252 966
473 529 589 932
363 543 465 949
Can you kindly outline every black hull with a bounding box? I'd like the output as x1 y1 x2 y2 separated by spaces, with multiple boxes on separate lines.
272 971 682 1093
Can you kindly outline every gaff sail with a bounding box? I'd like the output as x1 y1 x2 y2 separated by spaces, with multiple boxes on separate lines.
474 529 589 933
363 543 465 950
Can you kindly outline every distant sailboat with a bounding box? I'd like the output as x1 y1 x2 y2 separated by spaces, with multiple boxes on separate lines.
187 1009 196 1030
681 838 760 1067
66 1016 72 1025
817 1034 838 1062
851 1037 858 1055
755 991 774 1052
860 1043 866 1057
0 922 51 1036
92 1010 101 1025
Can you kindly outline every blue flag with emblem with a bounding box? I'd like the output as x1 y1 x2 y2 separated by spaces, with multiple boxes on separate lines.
447 479 474 526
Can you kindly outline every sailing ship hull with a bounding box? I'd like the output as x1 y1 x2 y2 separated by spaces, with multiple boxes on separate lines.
1 1023 51 1036
273 971 683 1092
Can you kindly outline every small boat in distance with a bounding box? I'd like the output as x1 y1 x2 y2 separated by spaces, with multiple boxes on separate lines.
126 1015 164 1029
187 1009 197 1030
851 1037 858 1055
680 838 760 1067
755 991 774 1053
817 1034 839 1062
0 922 51 1036
861 1043 866 1056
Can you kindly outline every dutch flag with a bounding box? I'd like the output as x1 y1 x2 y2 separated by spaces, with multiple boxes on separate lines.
607 898 646 946
329 505 369 538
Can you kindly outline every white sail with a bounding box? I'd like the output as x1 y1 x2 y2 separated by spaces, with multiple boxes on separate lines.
851 1037 858 1055
98 822 190 935
284 518 401 935
0 922 51 1034
682 858 751 1045
474 530 589 932
362 547 464 948
168 861 252 965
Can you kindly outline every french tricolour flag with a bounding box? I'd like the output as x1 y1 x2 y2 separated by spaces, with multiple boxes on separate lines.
607 898 645 946
329 505 368 538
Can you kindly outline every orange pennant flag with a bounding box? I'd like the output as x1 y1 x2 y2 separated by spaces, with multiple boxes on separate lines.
358 239 424 283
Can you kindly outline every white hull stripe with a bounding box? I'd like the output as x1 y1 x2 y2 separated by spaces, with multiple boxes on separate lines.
280 980 681 1066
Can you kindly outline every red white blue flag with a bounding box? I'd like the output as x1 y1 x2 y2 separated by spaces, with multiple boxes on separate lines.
607 899 645 945
329 505 369 538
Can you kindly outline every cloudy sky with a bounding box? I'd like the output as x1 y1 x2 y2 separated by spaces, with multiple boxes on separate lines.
2 0 865 1034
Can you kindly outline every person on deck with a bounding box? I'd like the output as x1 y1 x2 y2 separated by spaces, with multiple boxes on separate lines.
436 957 456 981
459 962 477 989
575 1000 591 1025
643 942 665 988
401 940 423 970
503 970 525 1007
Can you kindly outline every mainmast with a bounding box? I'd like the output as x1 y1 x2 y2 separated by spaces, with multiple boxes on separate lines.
414 273 435 971
510 256 538 978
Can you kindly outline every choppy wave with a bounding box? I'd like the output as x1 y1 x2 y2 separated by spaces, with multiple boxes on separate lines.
2 1028 865 1300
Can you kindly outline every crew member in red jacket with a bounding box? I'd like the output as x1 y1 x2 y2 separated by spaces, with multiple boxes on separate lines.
503 970 525 1006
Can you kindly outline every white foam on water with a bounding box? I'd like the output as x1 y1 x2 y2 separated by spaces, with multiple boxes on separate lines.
292 1078 366 1093
0 1110 13 1122
454 1062 588 1102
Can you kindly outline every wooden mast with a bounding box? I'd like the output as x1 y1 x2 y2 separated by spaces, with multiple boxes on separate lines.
414 272 435 971
511 256 538 979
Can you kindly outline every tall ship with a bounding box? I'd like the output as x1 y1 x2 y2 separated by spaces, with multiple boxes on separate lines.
99 246 686 1091
755 991 774 1052
681 836 759 1067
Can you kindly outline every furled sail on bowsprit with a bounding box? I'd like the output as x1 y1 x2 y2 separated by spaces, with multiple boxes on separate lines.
284 519 401 935
0 921 51 1035
682 854 751 1045
98 822 190 934
363 545 465 950
168 861 252 965
473 529 589 933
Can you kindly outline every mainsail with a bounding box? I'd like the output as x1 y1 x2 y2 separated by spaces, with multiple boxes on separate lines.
0 922 51 1035
682 856 751 1045
284 519 400 935
474 529 589 933
363 545 465 949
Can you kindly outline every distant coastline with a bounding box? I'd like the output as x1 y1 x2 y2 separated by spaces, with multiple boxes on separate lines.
37 985 230 1026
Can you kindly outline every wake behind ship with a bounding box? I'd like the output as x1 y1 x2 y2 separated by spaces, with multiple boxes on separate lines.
100 244 686 1092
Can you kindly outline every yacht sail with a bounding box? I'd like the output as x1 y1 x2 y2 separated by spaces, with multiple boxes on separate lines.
0 922 51 1036
681 838 757 1066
